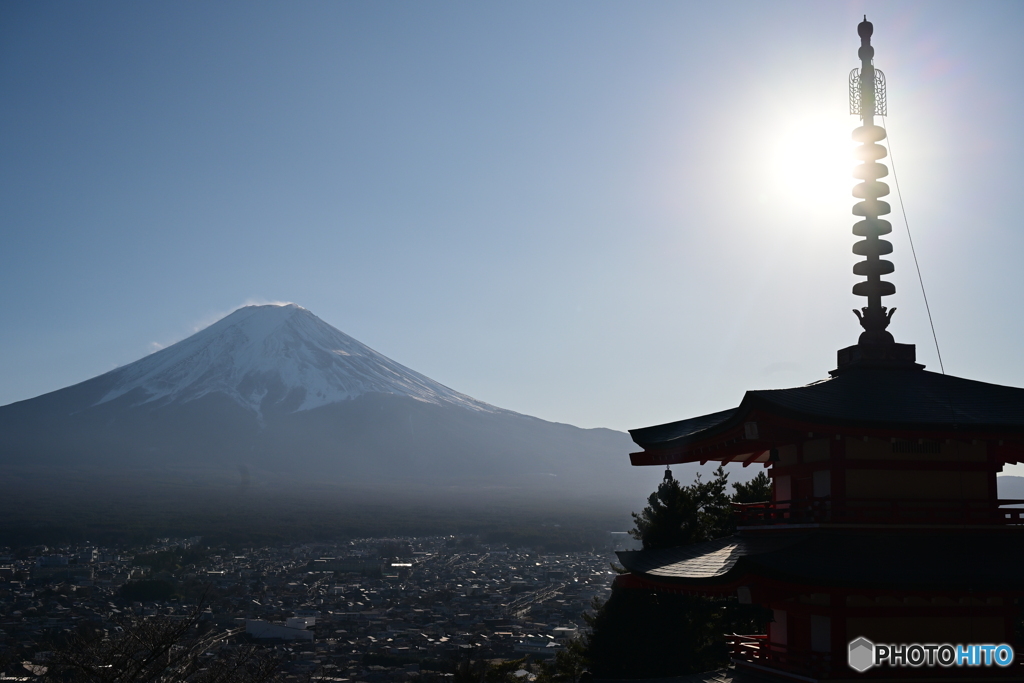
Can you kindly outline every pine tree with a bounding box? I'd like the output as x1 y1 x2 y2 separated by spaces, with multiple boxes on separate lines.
629 465 734 550
582 591 728 678
732 470 772 503
583 468 773 677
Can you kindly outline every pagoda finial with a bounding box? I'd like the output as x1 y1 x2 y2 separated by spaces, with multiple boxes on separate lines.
849 17 895 345
835 21 920 372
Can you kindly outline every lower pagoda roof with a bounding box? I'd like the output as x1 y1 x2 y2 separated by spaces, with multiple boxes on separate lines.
629 365 1024 454
617 530 1024 591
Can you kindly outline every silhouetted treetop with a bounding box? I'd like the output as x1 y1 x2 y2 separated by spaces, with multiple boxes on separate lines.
629 465 734 550
732 470 772 504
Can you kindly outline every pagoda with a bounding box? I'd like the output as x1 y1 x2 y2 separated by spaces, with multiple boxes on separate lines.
616 18 1024 681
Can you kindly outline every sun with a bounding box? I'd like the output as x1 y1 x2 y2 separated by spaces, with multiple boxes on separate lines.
766 110 859 213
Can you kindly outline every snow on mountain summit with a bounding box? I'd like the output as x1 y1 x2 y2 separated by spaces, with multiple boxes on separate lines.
97 303 498 415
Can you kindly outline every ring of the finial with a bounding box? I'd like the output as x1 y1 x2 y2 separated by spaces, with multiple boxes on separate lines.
858 46 874 61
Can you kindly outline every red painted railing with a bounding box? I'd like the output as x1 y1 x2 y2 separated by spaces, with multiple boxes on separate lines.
733 498 1024 526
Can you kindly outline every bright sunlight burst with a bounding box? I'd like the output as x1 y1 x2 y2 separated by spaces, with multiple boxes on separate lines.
766 109 860 213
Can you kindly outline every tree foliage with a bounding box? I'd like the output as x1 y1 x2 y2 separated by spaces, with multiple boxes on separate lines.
731 471 772 504
509 639 589 683
448 654 553 683
441 646 588 683
41 600 284 683
581 469 775 678
582 592 727 679
629 466 735 550
549 637 588 683
630 467 774 550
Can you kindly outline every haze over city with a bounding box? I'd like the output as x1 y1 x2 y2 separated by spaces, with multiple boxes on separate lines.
4 1 1024 457
6 6 1024 681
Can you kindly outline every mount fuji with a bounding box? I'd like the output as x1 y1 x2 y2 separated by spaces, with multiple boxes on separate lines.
97 304 499 418
0 304 655 499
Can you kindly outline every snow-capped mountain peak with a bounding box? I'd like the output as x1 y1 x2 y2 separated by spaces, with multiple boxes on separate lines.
97 303 497 415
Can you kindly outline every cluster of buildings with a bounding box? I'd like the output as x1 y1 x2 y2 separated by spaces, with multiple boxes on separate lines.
0 535 616 680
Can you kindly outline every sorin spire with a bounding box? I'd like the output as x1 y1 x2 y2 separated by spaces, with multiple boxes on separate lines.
849 17 895 345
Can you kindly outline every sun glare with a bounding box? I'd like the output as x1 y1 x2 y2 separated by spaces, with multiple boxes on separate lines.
766 111 858 213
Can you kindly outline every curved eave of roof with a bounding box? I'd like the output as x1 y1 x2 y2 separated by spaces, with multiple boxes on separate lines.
616 534 802 585
628 407 740 451
618 531 1024 592
629 368 1024 451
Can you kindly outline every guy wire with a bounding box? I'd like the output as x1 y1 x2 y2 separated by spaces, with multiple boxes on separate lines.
880 116 945 375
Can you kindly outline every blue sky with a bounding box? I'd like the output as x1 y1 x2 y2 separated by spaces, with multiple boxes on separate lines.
3 1 1024 451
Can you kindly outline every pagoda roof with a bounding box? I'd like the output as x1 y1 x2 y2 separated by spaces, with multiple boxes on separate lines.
617 529 1024 591
630 366 1024 452
616 534 794 580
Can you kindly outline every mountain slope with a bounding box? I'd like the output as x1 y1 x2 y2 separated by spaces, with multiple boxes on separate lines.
0 304 666 500
97 303 497 416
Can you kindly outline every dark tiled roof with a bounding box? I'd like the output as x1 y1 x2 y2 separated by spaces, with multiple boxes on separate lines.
630 367 1024 450
628 409 737 449
616 534 803 580
618 530 1024 591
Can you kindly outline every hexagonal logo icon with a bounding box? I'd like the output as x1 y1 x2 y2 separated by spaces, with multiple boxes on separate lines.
848 637 875 672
